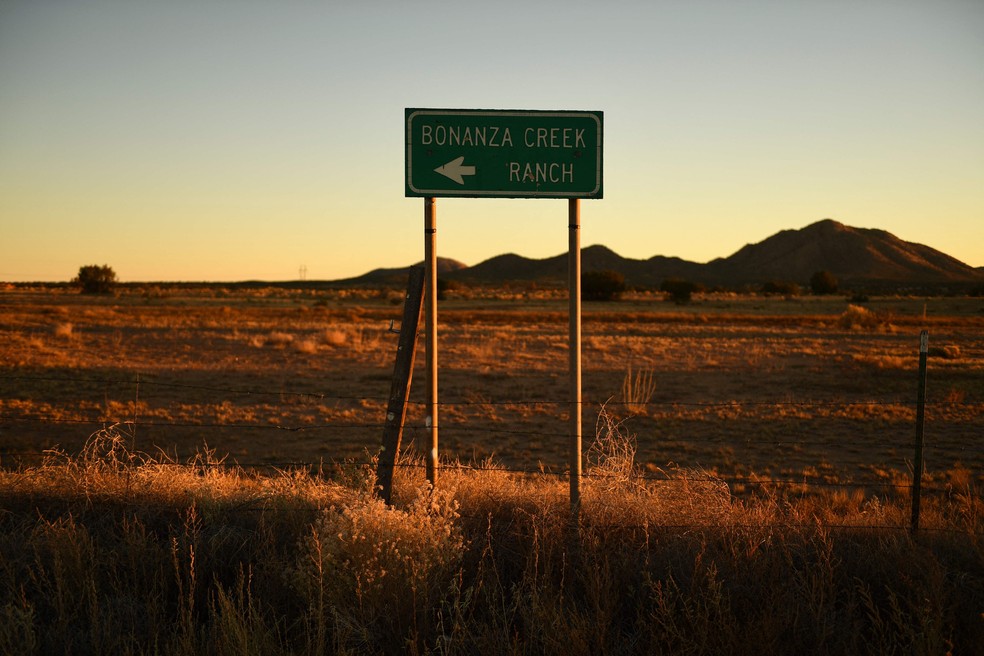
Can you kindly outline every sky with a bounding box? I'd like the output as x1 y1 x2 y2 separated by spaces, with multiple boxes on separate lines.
1 0 982 282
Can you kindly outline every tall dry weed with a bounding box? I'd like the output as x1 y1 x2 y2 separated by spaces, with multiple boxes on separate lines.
586 408 641 493
0 593 37 654
620 364 656 415
583 408 731 528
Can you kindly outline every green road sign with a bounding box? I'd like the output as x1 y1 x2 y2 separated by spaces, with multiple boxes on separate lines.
405 108 603 199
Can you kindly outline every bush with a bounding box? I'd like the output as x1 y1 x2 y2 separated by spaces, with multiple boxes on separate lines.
436 277 459 300
72 264 117 294
810 270 839 295
660 278 703 304
761 280 800 296
837 304 896 332
582 270 626 301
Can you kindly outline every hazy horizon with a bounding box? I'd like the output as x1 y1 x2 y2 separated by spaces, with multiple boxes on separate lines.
6 217 983 285
2 1 982 282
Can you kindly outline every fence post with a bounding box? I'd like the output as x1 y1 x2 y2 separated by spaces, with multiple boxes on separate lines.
911 330 928 533
376 266 426 504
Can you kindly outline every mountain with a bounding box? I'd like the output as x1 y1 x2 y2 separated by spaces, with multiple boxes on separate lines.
333 257 467 286
340 220 983 290
453 246 707 286
704 219 981 286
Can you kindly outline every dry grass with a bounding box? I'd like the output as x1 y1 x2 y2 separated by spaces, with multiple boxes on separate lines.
620 365 657 415
322 328 349 347
1 286 983 652
836 304 898 332
1 286 982 484
51 322 75 340
0 425 981 655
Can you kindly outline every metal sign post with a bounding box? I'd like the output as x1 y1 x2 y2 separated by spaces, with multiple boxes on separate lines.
425 197 439 487
405 108 602 509
568 199 582 513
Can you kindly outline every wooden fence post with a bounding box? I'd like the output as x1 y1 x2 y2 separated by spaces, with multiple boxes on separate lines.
376 266 426 504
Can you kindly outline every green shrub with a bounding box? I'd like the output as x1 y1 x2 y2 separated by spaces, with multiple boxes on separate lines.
810 270 839 295
661 278 703 304
72 264 117 294
582 270 626 301
436 277 459 300
761 280 800 296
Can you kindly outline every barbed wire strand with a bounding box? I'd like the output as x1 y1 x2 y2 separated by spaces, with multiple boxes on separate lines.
2 373 978 409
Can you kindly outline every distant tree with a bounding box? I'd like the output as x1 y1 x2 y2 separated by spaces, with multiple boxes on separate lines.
73 264 117 294
582 270 626 301
810 270 839 295
436 277 459 300
761 280 800 296
660 278 703 304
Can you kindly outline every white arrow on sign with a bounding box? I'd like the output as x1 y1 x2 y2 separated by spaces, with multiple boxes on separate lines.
434 156 476 185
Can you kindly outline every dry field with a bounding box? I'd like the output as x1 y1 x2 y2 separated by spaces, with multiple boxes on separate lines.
1 285 982 496
2 285 983 654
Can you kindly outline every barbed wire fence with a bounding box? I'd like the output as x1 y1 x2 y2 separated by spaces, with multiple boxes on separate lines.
2 358 980 532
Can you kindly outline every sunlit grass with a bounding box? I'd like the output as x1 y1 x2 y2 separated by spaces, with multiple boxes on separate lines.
620 364 657 415
0 425 981 655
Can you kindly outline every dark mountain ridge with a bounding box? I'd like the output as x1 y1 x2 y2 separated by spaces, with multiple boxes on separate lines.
331 257 468 286
704 219 979 286
342 219 983 290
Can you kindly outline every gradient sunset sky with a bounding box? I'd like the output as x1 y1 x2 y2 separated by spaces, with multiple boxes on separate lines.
1 0 982 282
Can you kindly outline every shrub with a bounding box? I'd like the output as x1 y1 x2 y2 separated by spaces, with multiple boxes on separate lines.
928 345 961 359
660 278 703 304
837 304 896 332
297 485 464 650
761 280 801 296
582 270 626 301
72 264 117 294
52 322 75 339
810 270 839 295
436 277 459 300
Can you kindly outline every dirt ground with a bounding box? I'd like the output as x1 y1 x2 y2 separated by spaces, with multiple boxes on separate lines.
1 286 982 495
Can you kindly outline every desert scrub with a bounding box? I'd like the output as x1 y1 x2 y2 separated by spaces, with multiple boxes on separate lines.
295 484 465 654
52 322 75 339
837 304 898 332
583 409 731 528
